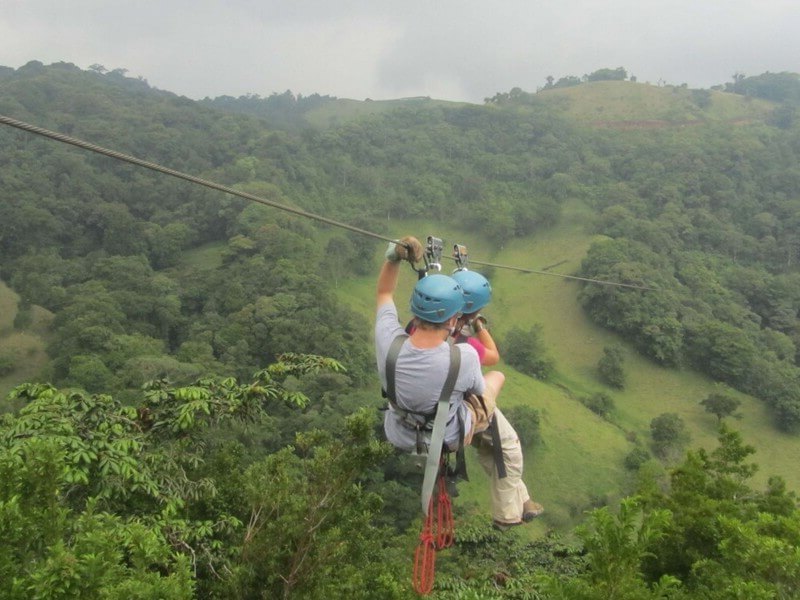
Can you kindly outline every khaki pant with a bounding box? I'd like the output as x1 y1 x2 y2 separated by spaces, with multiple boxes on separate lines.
466 380 530 523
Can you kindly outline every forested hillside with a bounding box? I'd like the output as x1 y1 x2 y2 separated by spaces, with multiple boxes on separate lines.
2 61 800 598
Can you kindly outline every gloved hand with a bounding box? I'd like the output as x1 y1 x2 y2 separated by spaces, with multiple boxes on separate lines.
385 236 423 264
470 314 488 334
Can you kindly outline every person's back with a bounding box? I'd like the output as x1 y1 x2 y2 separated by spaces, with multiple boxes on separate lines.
375 272 483 451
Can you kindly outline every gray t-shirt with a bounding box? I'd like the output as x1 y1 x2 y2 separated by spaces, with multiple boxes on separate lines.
375 302 483 451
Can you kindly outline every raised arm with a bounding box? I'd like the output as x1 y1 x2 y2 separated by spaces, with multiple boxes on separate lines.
472 315 500 366
376 236 423 309
377 260 402 308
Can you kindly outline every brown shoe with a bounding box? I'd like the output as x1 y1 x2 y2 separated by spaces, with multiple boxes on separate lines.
522 500 544 522
492 519 524 532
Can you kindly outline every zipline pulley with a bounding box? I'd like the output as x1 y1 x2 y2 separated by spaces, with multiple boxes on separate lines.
415 235 444 279
452 243 469 271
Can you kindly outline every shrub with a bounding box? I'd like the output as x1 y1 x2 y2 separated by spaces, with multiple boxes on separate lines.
581 392 615 418
624 447 651 471
597 345 625 389
504 325 555 380
650 412 689 459
503 405 542 447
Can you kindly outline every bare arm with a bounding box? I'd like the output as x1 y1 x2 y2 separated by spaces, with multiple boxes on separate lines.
376 259 402 308
376 236 422 309
475 328 500 366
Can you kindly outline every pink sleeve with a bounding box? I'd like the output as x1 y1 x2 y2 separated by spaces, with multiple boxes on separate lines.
467 337 487 365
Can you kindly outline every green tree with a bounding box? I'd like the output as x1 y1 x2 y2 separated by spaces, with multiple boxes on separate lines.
639 426 800 597
586 67 628 82
581 392 616 418
0 354 364 598
66 353 119 393
541 498 677 599
700 392 741 423
598 345 626 389
229 409 400 599
503 324 555 380
0 351 16 376
503 404 542 447
650 413 689 460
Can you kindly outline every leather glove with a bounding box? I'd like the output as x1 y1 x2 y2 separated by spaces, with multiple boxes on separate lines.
385 236 423 263
470 314 488 334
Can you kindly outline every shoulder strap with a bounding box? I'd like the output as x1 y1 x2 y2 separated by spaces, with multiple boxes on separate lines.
384 333 408 403
421 343 461 515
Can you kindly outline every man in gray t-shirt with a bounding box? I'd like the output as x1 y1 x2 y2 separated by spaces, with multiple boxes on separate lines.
375 301 482 451
375 236 482 452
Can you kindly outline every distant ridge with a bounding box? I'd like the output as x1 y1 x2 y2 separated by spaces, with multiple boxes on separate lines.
534 80 776 125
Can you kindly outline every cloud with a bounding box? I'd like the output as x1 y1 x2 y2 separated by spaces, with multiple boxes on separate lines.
2 0 799 102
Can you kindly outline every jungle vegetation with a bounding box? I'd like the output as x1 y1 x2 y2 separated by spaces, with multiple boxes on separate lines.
1 61 800 597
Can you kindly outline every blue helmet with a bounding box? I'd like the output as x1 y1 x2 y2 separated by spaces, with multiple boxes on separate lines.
410 274 465 323
452 270 492 313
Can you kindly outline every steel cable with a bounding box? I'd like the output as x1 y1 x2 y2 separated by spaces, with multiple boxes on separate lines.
1 114 653 291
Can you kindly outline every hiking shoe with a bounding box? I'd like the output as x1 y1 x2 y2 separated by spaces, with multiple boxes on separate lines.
445 476 459 498
492 519 524 532
522 500 545 522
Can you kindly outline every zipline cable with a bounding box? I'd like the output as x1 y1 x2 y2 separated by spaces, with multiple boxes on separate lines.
0 114 653 291
465 258 654 290
0 114 396 245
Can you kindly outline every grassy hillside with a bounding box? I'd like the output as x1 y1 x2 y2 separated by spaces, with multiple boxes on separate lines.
536 80 776 124
298 79 778 132
493 201 800 488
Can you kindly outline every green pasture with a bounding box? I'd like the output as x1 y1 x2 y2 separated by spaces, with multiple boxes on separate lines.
302 80 776 131
0 281 49 405
490 201 800 492
176 241 226 270
538 80 775 124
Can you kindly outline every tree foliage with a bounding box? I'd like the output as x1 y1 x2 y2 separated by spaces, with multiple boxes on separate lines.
0 355 408 599
503 324 555 380
650 412 690 460
542 428 800 599
598 345 626 389
581 391 616 418
700 392 741 423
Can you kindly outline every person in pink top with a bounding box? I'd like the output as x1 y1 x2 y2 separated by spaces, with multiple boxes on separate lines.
450 270 498 366
450 269 544 529
398 263 543 528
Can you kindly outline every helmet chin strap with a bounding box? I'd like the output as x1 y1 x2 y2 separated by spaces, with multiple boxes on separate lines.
446 315 459 338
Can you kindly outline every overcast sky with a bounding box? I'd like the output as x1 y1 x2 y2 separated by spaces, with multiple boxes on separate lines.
3 1 799 103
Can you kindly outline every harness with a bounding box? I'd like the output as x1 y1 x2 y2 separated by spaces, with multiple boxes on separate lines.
397 322 508 481
384 333 464 514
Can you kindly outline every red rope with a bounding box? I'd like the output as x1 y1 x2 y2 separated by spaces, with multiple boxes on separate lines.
412 460 456 595
435 472 455 549
412 498 437 595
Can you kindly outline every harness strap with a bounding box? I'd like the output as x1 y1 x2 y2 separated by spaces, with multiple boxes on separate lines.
489 415 507 479
420 344 460 515
384 333 463 514
384 333 408 405
385 334 430 453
